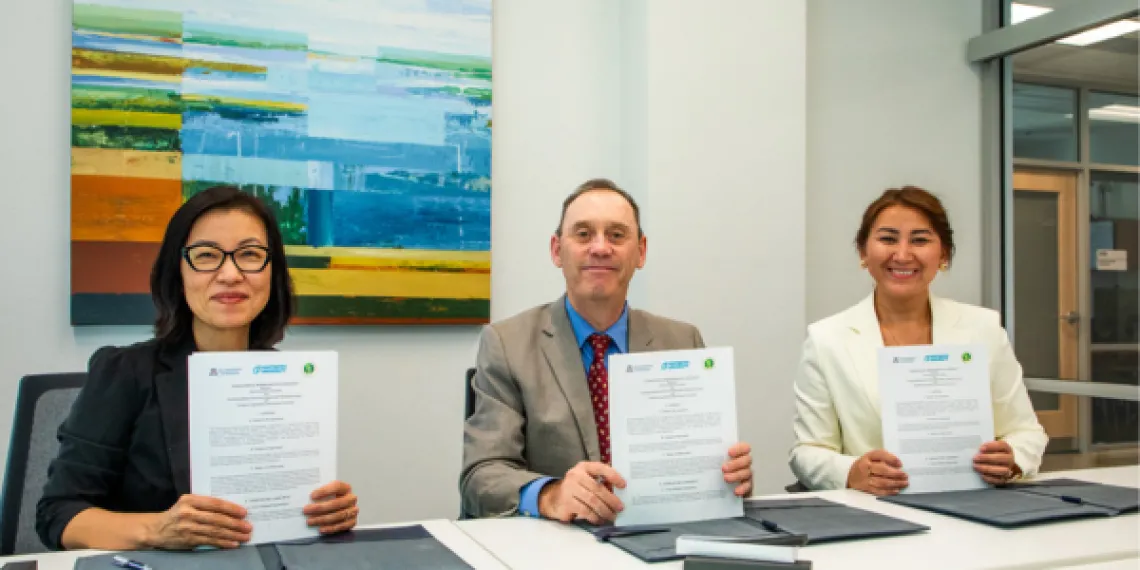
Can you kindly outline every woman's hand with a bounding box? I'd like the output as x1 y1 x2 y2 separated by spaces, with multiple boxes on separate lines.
847 449 909 496
144 494 251 549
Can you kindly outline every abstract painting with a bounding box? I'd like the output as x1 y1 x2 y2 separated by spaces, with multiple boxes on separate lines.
71 0 491 325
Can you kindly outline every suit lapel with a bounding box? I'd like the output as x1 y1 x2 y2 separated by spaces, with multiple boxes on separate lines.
931 295 969 345
539 297 600 461
154 337 194 496
628 309 656 353
842 294 886 415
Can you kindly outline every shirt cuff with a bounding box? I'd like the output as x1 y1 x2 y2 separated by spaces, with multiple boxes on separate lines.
518 476 554 518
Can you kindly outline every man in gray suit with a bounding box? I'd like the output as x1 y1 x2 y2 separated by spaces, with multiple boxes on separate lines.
460 178 753 523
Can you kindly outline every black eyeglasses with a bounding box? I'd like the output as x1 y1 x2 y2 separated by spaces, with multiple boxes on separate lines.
182 245 271 273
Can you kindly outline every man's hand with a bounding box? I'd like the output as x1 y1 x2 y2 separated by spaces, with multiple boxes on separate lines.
538 462 627 524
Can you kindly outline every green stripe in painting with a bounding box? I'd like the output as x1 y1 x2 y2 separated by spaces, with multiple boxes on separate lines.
183 181 308 245
72 85 182 113
183 21 307 51
72 293 154 326
73 125 181 151
296 296 490 322
374 47 491 81
73 4 183 38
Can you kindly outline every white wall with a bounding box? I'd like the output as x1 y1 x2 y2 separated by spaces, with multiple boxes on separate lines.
636 0 807 493
806 0 984 323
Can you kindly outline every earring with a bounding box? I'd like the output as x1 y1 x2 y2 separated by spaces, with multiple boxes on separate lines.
939 262 949 271
859 260 867 269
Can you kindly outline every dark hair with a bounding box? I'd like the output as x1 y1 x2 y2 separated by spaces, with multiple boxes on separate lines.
151 186 295 349
555 178 643 237
855 185 955 264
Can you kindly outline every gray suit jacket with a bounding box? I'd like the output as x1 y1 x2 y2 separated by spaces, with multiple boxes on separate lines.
460 296 705 517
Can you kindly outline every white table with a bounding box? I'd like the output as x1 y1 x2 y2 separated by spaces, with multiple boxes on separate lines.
0 519 507 570
454 466 1140 570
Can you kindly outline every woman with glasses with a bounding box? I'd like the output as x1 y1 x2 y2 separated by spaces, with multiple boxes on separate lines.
37 186 359 551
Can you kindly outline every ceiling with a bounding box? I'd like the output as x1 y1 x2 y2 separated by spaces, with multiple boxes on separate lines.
1010 4 1138 93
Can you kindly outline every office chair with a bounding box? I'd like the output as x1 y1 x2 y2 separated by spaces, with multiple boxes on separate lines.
0 373 86 554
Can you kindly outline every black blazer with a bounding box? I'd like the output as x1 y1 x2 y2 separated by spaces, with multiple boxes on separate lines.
36 336 197 550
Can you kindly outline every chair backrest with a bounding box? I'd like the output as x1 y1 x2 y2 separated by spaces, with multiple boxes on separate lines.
459 368 477 520
464 367 477 420
0 373 86 555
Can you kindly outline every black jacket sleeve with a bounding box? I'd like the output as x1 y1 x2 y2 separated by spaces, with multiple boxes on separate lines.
35 346 145 550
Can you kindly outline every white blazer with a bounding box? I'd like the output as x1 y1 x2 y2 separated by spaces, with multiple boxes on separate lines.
789 293 1048 490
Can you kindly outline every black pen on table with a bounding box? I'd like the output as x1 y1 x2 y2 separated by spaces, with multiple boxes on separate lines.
110 555 153 570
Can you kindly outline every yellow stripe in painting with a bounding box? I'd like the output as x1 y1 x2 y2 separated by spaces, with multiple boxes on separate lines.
181 93 307 113
72 68 182 84
71 148 181 180
290 268 490 299
284 245 490 271
72 109 182 130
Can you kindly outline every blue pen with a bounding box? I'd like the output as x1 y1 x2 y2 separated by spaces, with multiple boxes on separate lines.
110 555 153 570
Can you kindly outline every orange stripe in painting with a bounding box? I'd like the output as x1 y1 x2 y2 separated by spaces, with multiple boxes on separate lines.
72 174 182 242
71 241 158 294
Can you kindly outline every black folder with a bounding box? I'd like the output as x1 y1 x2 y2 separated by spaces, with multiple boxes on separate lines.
578 497 927 563
744 497 930 543
73 525 473 570
880 478 1140 528
577 517 807 563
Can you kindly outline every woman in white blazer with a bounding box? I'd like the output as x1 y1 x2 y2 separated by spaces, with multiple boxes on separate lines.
790 186 1048 495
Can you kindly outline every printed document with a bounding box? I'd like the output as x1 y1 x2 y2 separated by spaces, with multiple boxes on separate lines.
879 345 992 493
609 347 742 526
188 351 338 544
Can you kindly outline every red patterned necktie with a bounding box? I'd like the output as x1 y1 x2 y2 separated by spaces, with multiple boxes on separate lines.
586 333 612 464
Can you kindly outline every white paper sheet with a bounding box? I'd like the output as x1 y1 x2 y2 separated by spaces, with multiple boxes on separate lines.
188 351 338 544
878 345 993 494
609 347 743 526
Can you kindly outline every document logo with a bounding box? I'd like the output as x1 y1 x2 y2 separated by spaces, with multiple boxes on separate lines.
961 352 972 362
210 367 241 376
661 360 690 371
924 354 949 362
892 356 916 364
304 363 315 375
209 368 218 377
703 358 715 370
253 364 287 375
626 364 653 373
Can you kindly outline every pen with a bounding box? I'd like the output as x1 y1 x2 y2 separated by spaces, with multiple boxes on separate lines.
110 555 153 570
1059 495 1084 505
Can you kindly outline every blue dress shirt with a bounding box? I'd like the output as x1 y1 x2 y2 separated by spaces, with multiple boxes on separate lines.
517 298 629 517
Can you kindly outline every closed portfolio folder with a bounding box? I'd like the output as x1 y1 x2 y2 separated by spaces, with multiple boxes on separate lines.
578 497 926 563
744 497 929 543
881 478 1139 528
73 525 473 570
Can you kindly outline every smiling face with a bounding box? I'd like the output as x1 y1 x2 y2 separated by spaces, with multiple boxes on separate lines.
180 208 273 339
859 205 948 303
551 189 647 306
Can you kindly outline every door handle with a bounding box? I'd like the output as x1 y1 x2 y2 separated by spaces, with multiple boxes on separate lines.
1060 311 1080 325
